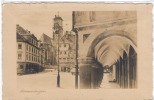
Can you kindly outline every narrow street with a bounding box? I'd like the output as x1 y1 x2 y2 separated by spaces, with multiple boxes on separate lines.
17 71 76 90
17 71 120 90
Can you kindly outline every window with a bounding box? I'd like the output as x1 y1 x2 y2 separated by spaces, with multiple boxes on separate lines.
32 47 33 53
29 46 31 52
29 38 31 43
26 54 28 60
32 39 33 44
64 51 66 54
38 57 40 62
18 54 22 60
60 51 62 55
20 65 23 69
29 55 31 61
26 44 28 51
64 44 66 47
18 44 22 49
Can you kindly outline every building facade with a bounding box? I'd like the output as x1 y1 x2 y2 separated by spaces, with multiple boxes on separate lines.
52 15 76 72
39 33 56 68
58 31 76 72
73 11 137 88
17 25 42 75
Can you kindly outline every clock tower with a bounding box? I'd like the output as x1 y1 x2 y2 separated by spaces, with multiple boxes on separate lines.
53 14 63 43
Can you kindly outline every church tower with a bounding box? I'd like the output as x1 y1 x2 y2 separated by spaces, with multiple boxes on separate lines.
53 14 63 43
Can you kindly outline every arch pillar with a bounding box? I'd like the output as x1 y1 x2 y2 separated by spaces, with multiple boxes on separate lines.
78 57 103 89
129 46 137 88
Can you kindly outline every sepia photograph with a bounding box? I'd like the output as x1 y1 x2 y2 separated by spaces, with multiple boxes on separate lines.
3 4 152 100
16 11 137 89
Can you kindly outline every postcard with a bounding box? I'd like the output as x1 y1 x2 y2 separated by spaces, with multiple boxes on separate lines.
2 3 152 100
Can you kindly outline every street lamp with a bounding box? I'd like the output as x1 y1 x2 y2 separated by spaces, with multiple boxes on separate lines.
56 30 60 88
53 23 61 87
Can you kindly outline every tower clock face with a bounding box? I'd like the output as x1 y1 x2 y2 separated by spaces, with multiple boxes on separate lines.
55 30 59 34
54 23 59 28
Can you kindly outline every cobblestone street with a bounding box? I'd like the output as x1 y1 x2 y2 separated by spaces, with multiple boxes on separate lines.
17 71 120 90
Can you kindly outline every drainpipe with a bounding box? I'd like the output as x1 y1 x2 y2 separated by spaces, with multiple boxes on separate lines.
72 11 78 89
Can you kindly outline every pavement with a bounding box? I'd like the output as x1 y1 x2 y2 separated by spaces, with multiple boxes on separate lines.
17 71 76 90
17 71 120 90
100 73 120 89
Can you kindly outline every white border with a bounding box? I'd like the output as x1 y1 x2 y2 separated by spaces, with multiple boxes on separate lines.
0 1 153 100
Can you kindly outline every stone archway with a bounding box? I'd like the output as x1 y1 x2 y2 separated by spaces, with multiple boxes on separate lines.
79 30 137 89
87 30 136 57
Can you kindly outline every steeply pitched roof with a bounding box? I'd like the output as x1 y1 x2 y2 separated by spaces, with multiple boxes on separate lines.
16 24 39 41
39 43 51 50
60 32 75 43
39 33 52 44
58 31 76 50
31 34 38 41
16 24 27 34
17 33 27 42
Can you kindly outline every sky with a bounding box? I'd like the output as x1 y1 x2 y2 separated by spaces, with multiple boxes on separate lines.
14 7 72 39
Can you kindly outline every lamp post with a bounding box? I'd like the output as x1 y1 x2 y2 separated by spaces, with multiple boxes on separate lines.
57 35 60 87
57 31 60 87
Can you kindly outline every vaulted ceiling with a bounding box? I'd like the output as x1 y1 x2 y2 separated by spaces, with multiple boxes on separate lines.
94 36 137 66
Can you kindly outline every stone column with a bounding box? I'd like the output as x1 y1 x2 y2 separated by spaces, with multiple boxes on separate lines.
97 65 104 88
127 55 130 88
78 57 102 89
91 65 98 89
91 63 104 89
120 57 123 88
